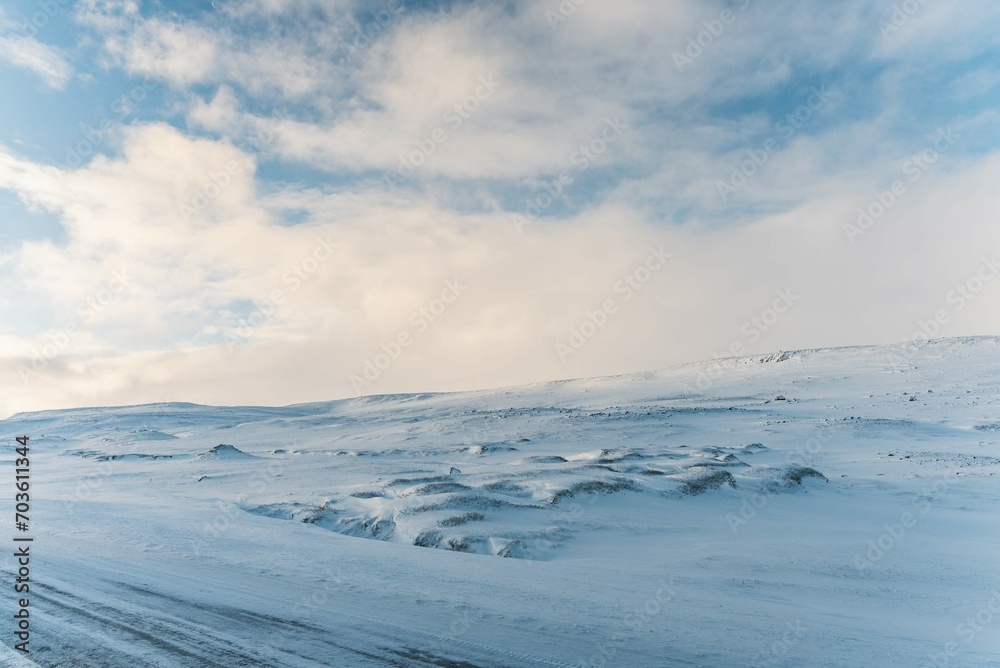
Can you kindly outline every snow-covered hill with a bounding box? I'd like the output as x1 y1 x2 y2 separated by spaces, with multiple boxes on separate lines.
2 337 999 666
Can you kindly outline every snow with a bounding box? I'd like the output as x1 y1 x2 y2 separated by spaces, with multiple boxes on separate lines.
1 336 999 666
194 443 258 461
0 641 43 668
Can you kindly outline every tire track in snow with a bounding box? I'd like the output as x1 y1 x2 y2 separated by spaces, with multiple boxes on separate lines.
5 569 570 668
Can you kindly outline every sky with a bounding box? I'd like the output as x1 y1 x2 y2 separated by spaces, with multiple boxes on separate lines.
0 0 999 417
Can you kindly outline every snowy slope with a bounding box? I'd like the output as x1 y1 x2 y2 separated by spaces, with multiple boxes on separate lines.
1 337 999 667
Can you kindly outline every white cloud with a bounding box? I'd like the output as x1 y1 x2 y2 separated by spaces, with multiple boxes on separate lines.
91 0 356 100
0 35 72 89
2 0 1000 416
2 119 999 418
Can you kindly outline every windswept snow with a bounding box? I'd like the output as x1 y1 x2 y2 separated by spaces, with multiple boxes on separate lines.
1 337 999 666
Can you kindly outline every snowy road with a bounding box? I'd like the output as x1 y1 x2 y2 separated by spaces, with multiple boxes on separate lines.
16 557 580 668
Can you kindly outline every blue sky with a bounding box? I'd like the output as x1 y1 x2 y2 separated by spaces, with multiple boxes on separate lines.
1 0 999 415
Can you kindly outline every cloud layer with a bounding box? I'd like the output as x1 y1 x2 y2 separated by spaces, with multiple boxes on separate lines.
1 0 999 415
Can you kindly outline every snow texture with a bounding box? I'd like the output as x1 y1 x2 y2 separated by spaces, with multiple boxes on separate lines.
1 336 999 666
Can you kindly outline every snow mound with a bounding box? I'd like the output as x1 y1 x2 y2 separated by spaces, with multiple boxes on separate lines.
678 469 739 495
195 443 256 461
129 429 178 441
242 440 830 559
